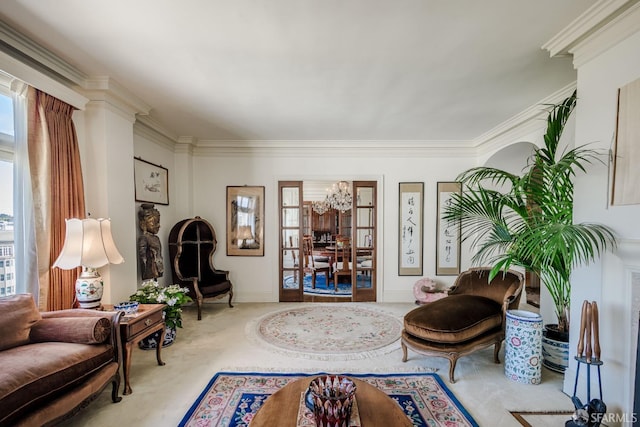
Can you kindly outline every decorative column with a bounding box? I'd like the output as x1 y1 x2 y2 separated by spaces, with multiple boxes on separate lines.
505 309 543 384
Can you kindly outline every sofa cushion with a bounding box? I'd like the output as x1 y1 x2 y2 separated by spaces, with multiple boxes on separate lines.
0 342 114 425
404 294 502 344
30 317 111 344
0 294 42 351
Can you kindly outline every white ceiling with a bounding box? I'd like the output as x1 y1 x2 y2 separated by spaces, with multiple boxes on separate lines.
0 1 598 142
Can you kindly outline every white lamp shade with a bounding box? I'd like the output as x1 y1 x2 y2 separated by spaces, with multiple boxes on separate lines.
53 218 125 269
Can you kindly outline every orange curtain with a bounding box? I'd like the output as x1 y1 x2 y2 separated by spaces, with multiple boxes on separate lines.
28 88 86 310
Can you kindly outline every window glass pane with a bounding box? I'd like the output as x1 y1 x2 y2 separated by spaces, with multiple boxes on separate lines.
281 187 299 207
282 229 299 250
356 187 373 206
0 160 12 216
282 270 300 290
357 207 373 227
281 207 299 227
0 93 15 297
0 93 13 136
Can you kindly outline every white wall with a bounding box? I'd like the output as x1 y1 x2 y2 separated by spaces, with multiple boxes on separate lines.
188 150 476 302
132 124 182 287
564 16 640 420
74 100 139 305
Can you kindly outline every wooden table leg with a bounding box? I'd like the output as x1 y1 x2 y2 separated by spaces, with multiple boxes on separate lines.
123 322 166 395
156 326 166 366
122 341 134 395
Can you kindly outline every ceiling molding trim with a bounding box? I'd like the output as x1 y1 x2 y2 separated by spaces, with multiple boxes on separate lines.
134 120 176 152
475 119 546 159
472 82 577 154
174 140 196 155
84 99 137 124
0 50 88 109
0 20 87 85
569 1 640 68
174 137 198 156
177 136 198 145
542 0 637 57
136 115 179 143
82 77 151 116
192 140 477 158
195 139 473 149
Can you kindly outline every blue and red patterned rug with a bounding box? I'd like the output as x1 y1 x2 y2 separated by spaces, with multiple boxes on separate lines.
178 372 478 427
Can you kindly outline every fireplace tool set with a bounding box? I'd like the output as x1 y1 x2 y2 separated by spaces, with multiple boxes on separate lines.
566 300 606 427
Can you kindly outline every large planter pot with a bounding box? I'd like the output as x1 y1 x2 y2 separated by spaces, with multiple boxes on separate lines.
542 324 569 373
505 310 543 384
139 326 177 350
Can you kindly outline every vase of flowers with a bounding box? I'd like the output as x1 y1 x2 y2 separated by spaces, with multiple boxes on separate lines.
129 280 192 349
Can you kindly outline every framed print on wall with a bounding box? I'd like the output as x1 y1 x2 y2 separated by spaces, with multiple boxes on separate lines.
436 181 462 275
227 186 265 256
398 182 423 276
134 157 169 205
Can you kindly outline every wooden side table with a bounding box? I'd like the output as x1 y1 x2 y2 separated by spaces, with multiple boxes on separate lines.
106 303 166 395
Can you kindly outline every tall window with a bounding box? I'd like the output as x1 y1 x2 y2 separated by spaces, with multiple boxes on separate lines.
0 86 16 296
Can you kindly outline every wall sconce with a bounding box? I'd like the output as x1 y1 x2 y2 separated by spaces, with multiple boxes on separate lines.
53 218 124 309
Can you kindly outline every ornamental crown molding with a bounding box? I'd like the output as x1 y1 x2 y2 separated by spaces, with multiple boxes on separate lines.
0 20 87 85
134 120 176 152
0 21 151 115
543 0 640 58
136 115 179 144
81 77 151 117
192 139 476 158
0 49 88 109
472 82 577 156
569 1 640 68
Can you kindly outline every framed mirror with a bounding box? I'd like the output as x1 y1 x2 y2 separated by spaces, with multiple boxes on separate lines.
227 186 265 256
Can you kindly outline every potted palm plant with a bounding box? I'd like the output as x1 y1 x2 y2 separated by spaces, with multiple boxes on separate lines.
442 90 616 372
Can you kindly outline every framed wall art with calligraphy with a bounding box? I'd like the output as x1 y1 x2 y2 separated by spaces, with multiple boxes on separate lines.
398 182 424 276
436 181 462 275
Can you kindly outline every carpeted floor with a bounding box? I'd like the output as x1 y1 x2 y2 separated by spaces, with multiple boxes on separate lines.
245 304 404 360
179 371 479 427
57 303 574 427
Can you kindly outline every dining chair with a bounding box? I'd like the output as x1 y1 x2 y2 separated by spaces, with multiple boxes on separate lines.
332 235 352 290
302 235 331 289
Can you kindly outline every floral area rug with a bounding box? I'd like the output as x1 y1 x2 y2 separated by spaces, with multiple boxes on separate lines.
245 304 403 360
178 372 478 427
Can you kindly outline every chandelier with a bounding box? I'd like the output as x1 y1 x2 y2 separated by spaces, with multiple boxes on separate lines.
327 181 352 212
312 197 330 215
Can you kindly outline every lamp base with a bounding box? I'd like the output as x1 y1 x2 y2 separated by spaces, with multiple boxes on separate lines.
75 267 104 309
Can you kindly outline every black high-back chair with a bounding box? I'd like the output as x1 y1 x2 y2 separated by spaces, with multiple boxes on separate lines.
168 217 233 320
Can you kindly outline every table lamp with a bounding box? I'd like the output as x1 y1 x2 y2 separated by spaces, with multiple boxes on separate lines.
53 218 124 309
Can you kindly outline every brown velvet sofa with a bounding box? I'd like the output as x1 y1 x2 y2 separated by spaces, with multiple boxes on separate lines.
0 294 123 426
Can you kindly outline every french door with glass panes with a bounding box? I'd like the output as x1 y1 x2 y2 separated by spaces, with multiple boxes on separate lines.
278 180 377 302
279 181 304 301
